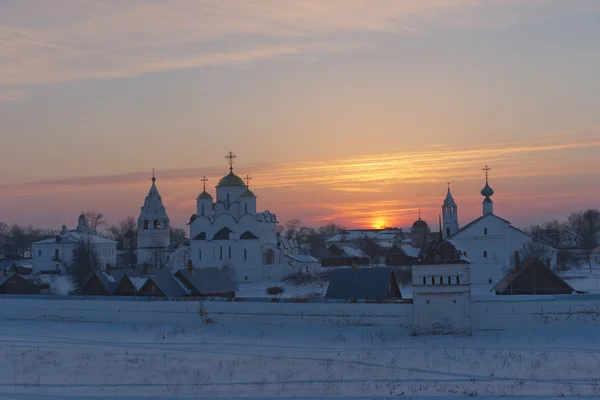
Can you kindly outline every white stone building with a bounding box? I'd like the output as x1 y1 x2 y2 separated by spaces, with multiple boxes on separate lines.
137 174 171 269
448 166 544 286
412 262 471 335
188 152 298 282
31 214 117 274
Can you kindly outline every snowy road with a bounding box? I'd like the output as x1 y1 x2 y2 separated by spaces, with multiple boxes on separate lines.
1 320 600 399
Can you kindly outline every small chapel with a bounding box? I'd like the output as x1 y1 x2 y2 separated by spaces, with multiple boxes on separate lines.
187 152 304 282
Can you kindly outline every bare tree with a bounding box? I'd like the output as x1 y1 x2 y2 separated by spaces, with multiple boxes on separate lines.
511 242 554 270
107 216 138 267
83 210 106 232
67 238 102 292
0 222 9 237
566 209 600 268
284 219 301 239
276 224 285 237
170 227 188 246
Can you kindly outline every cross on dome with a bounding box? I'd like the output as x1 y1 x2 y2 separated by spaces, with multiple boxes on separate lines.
483 165 491 181
244 174 252 188
152 168 156 183
225 151 237 172
200 176 208 191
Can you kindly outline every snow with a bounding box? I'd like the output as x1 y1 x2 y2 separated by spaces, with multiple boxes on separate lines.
2 319 600 399
236 281 327 299
129 277 148 291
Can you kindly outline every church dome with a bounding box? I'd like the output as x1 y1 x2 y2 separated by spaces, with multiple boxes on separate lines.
239 188 256 198
197 190 213 200
481 183 494 197
217 171 246 187
412 219 428 229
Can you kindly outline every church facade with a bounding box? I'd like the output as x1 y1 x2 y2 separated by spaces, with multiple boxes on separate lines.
188 152 297 282
31 214 117 274
447 166 551 286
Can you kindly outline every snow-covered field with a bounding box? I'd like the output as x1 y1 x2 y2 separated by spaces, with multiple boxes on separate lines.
2 320 600 399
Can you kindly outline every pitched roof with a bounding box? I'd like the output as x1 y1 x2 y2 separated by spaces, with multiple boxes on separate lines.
80 271 117 294
325 267 401 300
139 271 188 298
492 259 576 294
175 268 236 296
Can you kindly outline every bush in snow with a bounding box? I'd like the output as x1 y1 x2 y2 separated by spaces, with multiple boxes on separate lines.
266 286 284 295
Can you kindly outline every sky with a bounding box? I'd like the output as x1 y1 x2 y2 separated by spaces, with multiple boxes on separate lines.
1 0 600 231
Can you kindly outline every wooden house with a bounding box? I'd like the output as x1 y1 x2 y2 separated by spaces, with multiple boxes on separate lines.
174 264 236 298
385 245 419 266
0 273 44 295
492 259 576 295
136 271 188 298
318 244 369 267
79 271 116 295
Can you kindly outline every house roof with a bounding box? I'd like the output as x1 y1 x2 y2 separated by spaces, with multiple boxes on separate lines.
325 267 401 300
34 231 117 245
175 267 236 296
80 271 117 294
141 271 188 298
449 213 532 240
492 259 575 294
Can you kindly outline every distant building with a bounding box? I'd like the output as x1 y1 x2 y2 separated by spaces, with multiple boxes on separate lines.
448 166 551 286
325 229 403 249
31 214 117 275
316 243 369 267
492 259 576 295
0 271 46 295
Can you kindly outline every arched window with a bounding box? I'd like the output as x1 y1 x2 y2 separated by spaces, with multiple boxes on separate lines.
244 203 248 214
264 249 275 265
440 276 444 285
244 249 247 261
446 228 450 236
154 220 160 229
226 193 230 208
483 250 487 258
432 276 436 285
143 220 149 230
447 276 451 285
484 227 488 235
422 276 426 285
452 206 455 212
199 249 202 260
220 246 223 260
228 246 231 259
456 276 460 285
201 205 205 216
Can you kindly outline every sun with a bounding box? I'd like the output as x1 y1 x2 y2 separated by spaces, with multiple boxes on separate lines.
372 219 387 229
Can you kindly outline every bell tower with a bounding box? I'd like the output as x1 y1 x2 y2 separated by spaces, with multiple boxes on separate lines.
442 183 459 238
137 171 171 270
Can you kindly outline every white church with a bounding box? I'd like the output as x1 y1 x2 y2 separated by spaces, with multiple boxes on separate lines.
135 152 317 281
441 166 555 286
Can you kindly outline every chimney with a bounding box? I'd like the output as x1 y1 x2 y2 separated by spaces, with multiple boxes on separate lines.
143 263 149 275
514 251 520 270
105 263 111 276
187 259 194 272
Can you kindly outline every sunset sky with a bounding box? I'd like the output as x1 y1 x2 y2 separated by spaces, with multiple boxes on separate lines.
1 0 600 231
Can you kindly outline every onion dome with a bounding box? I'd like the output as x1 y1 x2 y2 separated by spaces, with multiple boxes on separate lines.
239 188 256 198
197 190 213 200
481 182 494 197
412 219 428 229
216 171 246 187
